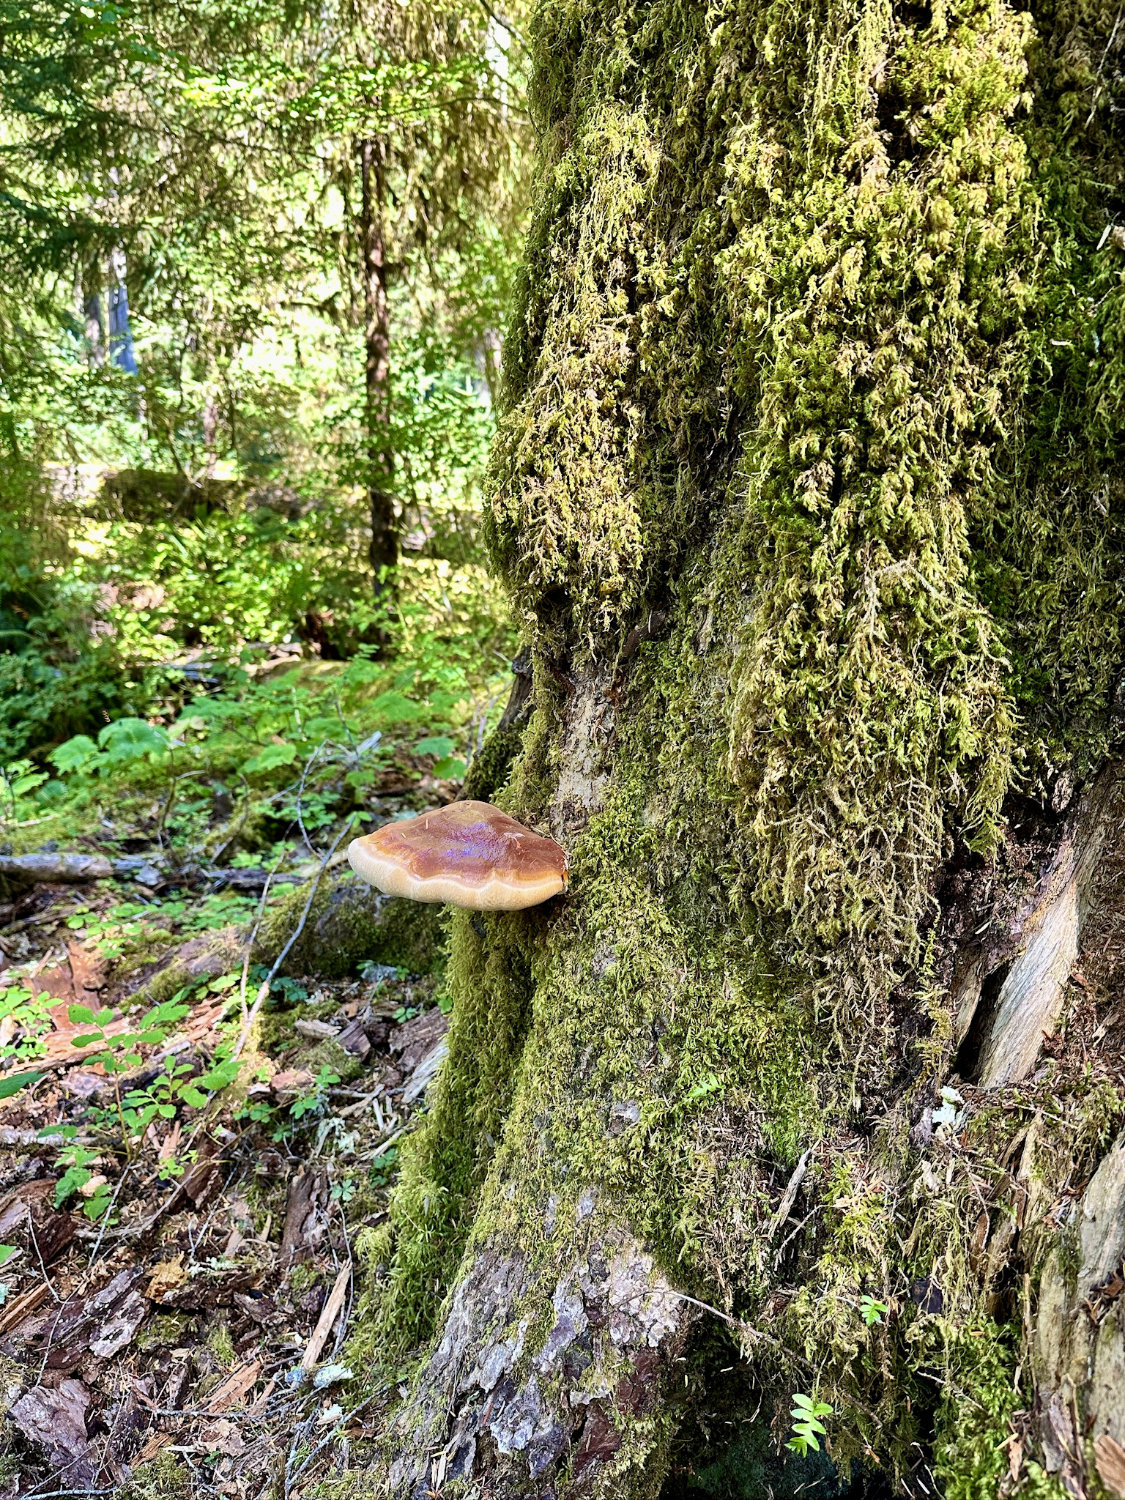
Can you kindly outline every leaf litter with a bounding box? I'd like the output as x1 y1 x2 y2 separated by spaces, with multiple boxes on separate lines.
0 857 449 1498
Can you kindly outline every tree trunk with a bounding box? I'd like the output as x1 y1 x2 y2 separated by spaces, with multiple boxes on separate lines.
350 2 1125 1496
359 134 397 589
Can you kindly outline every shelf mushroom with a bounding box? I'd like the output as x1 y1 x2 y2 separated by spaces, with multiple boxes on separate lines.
347 800 568 911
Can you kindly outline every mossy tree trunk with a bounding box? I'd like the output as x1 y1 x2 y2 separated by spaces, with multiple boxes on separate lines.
353 2 1125 1496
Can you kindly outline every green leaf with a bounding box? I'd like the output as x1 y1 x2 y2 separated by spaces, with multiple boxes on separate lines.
0 1071 42 1100
242 742 300 774
432 756 467 779
414 735 456 758
49 735 99 777
0 1245 18 1267
368 690 422 724
67 1003 97 1026
10 771 48 798
70 1033 105 1049
55 1165 92 1207
97 718 170 764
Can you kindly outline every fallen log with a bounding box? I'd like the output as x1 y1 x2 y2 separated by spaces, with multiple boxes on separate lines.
0 851 302 892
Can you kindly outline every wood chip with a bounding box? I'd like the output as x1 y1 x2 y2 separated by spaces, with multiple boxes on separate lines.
10 1378 95 1486
205 1357 263 1414
300 1264 351 1372
280 1167 330 1266
0 1281 51 1335
294 1018 340 1040
1096 1434 1125 1499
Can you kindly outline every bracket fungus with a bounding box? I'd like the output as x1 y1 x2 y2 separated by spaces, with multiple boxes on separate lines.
347 800 568 911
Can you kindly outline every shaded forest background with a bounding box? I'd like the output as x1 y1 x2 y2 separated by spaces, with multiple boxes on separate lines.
1 0 528 778
0 5 543 1494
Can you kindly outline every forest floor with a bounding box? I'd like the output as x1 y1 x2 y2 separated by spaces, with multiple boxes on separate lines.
0 730 461 1498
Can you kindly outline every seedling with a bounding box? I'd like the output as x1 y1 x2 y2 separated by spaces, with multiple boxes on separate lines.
54 1143 113 1221
859 1295 889 1325
290 1067 342 1121
786 1393 833 1455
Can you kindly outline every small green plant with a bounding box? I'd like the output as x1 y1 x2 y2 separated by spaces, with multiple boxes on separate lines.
859 1295 889 1326
54 1142 113 1221
64 990 242 1194
0 1066 45 1096
0 759 50 826
786 1393 833 1455
290 1067 341 1121
368 1147 399 1188
120 1052 242 1136
68 995 193 1135
0 985 59 1063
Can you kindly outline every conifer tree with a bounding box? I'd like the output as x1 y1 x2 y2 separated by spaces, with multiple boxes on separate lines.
352 1 1125 1494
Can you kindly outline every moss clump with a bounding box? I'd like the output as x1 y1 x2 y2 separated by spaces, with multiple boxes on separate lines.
357 908 536 1356
253 870 446 978
930 1319 1023 1500
115 1451 193 1500
136 1311 191 1351
460 723 526 802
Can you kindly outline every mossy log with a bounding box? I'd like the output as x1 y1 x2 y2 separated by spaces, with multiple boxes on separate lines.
251 865 446 979
347 2 1125 1497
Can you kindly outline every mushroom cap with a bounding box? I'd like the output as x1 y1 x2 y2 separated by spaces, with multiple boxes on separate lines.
347 800 567 911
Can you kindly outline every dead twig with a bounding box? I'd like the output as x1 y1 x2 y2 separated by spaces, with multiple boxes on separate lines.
233 817 354 1061
300 1262 352 1372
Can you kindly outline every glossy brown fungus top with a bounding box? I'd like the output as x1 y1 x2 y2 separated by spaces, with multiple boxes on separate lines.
346 800 568 910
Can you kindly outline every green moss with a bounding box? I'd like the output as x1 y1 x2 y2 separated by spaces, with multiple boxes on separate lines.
115 1451 194 1500
930 1319 1023 1500
206 1318 236 1368
460 721 527 802
254 871 446 978
136 1311 191 1351
355 908 537 1357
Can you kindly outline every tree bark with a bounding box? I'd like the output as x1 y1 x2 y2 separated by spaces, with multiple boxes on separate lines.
350 2 1125 1496
359 134 397 589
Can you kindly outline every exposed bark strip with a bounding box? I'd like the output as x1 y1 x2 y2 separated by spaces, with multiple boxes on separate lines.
953 769 1119 1087
386 1226 686 1498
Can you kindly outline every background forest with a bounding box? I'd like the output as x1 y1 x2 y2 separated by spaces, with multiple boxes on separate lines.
1 0 526 781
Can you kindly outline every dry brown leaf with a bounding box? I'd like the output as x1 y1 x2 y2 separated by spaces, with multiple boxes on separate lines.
1006 1432 1023 1483
146 1255 187 1303
198 1416 247 1455
1095 1434 1125 1499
